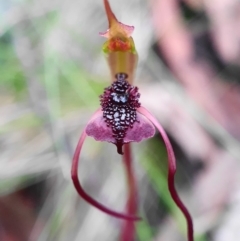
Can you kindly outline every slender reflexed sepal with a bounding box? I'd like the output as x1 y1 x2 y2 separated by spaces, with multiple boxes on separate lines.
137 107 194 241
71 111 141 221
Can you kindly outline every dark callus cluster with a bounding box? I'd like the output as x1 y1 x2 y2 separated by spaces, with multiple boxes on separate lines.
100 73 141 154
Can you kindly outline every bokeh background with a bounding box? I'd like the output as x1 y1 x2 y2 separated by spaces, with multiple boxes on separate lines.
1 0 240 240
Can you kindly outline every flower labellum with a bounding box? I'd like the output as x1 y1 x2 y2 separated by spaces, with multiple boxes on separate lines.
86 73 155 154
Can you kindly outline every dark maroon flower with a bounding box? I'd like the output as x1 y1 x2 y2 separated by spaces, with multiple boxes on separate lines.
72 73 155 221
71 73 194 241
71 0 194 239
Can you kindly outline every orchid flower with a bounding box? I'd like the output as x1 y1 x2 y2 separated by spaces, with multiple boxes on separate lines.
71 1 194 241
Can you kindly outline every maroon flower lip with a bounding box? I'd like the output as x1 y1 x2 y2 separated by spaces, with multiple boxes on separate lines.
86 110 155 154
86 73 155 154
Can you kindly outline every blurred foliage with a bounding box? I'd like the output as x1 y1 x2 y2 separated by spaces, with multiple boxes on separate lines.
0 33 26 99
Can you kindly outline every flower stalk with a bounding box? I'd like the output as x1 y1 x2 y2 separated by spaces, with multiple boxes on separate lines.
120 143 137 241
71 110 141 221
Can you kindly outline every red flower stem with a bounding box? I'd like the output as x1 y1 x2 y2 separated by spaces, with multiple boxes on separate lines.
138 107 194 241
120 143 137 241
71 125 141 221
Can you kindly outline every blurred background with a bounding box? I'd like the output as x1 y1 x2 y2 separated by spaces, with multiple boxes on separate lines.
1 0 240 240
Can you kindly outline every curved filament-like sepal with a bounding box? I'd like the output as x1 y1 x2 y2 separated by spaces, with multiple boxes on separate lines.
137 107 194 241
71 110 141 221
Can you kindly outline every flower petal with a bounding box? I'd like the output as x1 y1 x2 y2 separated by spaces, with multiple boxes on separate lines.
99 29 110 38
86 110 155 145
125 111 155 143
86 110 115 143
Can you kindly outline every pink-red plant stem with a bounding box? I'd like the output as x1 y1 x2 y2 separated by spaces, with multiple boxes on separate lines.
120 143 137 241
138 107 194 241
71 128 141 221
